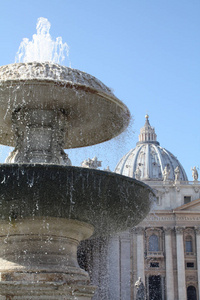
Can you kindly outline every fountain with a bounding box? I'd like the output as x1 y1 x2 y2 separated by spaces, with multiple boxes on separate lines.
0 19 154 299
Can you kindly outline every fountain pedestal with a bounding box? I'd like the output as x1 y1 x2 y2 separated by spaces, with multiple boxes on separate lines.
0 218 96 299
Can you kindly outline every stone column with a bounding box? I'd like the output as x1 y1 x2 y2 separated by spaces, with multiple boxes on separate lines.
132 230 138 300
161 276 165 300
120 232 131 300
107 235 121 299
195 227 200 300
164 227 175 300
175 227 186 300
135 227 145 283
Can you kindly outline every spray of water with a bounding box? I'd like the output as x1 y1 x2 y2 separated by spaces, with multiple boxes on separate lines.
15 17 70 65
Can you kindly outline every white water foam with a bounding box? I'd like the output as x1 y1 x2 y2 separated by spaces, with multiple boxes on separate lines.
15 17 70 65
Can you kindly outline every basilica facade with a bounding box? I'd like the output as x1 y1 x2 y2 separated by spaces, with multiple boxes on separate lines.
80 115 200 300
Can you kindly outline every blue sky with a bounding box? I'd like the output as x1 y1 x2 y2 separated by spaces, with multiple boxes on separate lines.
0 0 199 180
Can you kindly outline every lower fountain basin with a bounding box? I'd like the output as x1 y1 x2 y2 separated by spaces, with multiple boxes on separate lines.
0 164 154 236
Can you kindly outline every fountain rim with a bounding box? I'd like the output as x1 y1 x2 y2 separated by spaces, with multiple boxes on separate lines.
0 163 155 236
0 62 128 109
0 162 154 192
0 78 129 112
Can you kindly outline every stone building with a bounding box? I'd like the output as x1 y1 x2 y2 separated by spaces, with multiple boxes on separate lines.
80 115 200 300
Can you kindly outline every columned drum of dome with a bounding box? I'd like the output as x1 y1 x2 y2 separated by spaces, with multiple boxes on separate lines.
115 115 188 182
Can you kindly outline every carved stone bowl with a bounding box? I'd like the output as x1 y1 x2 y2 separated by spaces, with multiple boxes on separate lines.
0 164 154 236
0 62 130 148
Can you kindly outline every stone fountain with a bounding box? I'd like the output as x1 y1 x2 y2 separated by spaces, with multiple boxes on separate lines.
0 61 154 299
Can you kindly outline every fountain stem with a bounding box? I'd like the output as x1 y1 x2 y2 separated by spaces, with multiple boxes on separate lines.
6 108 71 165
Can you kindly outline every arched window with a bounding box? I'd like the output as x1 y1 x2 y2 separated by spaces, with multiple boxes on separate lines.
149 234 159 251
187 285 197 300
185 235 193 253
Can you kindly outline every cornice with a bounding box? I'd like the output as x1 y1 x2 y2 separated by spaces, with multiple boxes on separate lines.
144 214 200 222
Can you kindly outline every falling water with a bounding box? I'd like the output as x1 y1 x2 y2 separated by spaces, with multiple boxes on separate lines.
15 17 70 65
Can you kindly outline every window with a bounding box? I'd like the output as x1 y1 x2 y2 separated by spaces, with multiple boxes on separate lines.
184 196 191 204
186 241 193 252
149 234 159 251
150 262 159 268
187 286 197 300
186 262 194 268
185 235 193 253
149 276 162 300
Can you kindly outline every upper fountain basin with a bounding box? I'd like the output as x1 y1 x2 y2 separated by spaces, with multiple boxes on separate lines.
0 164 154 236
0 62 130 149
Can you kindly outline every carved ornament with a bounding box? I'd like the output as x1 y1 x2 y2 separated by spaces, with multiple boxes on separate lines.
175 227 184 234
194 226 200 235
133 227 145 235
163 227 173 235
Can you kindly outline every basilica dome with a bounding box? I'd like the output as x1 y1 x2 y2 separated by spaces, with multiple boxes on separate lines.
115 115 188 182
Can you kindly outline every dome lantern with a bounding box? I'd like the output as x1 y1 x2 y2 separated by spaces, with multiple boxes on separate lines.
138 114 158 144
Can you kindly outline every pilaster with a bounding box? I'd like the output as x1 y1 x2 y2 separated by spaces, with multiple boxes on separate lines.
175 226 186 300
164 227 175 300
134 227 145 283
195 226 200 300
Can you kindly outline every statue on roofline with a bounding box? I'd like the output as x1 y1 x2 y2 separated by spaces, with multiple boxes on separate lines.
163 165 170 181
81 156 102 169
135 166 142 180
191 166 198 181
174 166 180 182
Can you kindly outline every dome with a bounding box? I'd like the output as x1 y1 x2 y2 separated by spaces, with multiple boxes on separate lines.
115 115 188 182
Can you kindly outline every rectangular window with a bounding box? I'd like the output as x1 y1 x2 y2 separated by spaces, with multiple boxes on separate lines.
184 196 191 204
150 262 159 268
186 262 194 268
